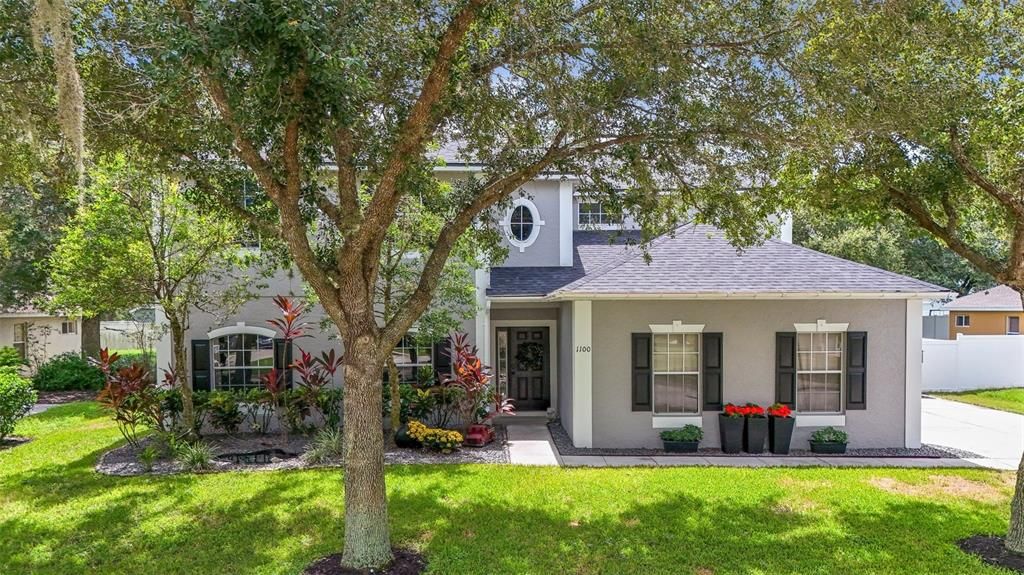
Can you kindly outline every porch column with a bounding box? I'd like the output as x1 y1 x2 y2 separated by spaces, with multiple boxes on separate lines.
572 299 593 447
905 298 923 448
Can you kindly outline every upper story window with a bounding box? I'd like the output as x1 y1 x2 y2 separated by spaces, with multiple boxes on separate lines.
502 197 544 252
955 314 970 327
578 202 621 227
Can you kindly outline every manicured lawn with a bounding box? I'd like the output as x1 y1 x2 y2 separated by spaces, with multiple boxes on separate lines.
0 403 1016 575
933 388 1024 415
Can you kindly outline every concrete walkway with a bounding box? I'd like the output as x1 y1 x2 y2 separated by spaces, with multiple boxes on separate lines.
505 420 562 466
922 396 1023 471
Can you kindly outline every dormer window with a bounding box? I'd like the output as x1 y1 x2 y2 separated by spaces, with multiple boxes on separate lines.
578 202 621 228
503 197 544 252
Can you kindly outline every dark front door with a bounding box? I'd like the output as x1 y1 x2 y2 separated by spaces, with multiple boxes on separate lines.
508 327 550 411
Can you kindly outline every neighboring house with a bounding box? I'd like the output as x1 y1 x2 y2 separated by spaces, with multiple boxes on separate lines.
160 153 950 450
0 307 82 370
945 285 1023 338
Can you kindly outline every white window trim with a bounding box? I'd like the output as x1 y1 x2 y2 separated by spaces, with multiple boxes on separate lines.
955 314 970 327
649 323 703 415
207 322 276 339
652 415 703 429
794 330 844 415
502 197 545 252
796 414 847 428
794 319 849 333
61 319 77 335
649 321 705 334
1008 316 1020 335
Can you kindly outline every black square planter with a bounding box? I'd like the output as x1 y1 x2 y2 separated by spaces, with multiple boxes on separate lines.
768 416 795 454
663 440 699 453
718 414 744 454
810 441 847 454
743 417 768 454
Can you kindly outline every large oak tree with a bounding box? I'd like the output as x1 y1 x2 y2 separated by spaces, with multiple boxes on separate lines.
786 0 1024 554
39 0 801 568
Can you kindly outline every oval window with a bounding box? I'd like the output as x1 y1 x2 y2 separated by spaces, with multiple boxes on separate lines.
509 205 534 242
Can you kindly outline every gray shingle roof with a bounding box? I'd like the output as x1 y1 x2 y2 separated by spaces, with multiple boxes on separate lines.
488 225 950 298
945 285 1023 311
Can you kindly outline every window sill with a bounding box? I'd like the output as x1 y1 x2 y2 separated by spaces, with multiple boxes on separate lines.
652 415 702 429
795 414 846 428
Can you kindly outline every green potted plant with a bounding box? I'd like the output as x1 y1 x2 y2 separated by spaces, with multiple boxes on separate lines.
809 427 848 454
767 403 795 454
718 404 744 454
660 424 703 453
741 403 768 454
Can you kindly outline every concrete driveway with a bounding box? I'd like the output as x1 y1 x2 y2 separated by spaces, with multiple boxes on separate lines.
922 396 1023 471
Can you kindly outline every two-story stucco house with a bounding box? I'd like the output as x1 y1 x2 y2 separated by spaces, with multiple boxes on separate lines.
160 152 950 451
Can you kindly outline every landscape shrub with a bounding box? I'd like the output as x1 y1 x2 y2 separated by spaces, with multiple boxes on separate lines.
0 371 37 440
110 349 156 373
0 346 25 369
304 427 344 464
32 353 105 391
659 425 703 443
94 350 162 447
207 391 243 434
176 441 214 472
407 419 463 453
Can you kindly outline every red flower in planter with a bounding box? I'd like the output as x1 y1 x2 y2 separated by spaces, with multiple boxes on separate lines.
743 403 766 417
767 403 792 418
723 403 744 418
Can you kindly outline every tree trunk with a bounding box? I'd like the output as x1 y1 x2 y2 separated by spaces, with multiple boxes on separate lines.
1008 287 1024 554
388 356 401 435
1008 453 1024 553
167 314 195 436
341 332 393 569
80 315 101 359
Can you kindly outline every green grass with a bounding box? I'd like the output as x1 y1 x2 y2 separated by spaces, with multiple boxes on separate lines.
0 403 1016 575
933 388 1024 415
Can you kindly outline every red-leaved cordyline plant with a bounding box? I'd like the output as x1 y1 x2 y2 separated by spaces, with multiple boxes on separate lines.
268 295 309 341
93 348 162 447
443 332 515 428
265 296 343 433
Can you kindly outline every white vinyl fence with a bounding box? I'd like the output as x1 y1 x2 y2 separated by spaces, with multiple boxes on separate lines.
923 335 1024 392
100 320 163 352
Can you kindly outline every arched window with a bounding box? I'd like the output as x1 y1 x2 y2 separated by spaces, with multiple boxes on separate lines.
208 325 277 391
503 197 544 251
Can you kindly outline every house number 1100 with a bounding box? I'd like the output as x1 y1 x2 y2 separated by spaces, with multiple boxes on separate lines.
575 345 591 353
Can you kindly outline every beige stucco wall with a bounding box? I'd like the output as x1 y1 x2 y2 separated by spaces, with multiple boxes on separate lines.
589 299 909 449
0 316 82 371
949 310 1022 338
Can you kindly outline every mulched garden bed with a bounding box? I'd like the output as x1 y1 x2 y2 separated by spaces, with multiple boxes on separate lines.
36 390 97 404
547 421 981 459
0 436 31 451
304 549 426 575
96 426 509 476
958 536 1024 573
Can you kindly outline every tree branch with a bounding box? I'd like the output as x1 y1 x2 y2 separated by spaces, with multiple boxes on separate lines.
949 125 1024 217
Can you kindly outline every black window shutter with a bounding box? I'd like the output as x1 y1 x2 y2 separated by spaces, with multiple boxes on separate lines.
631 333 652 411
702 332 724 411
273 338 293 387
846 332 867 410
775 332 796 408
433 337 453 383
191 339 211 392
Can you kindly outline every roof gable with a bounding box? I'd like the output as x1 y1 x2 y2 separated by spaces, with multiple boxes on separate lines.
945 285 1023 312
